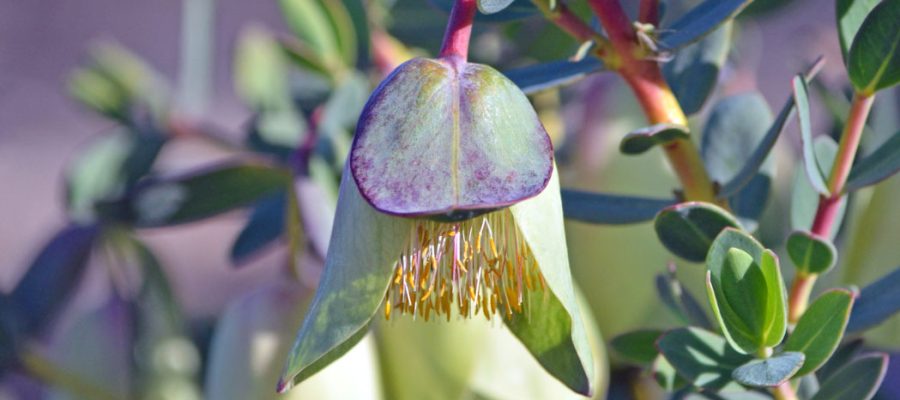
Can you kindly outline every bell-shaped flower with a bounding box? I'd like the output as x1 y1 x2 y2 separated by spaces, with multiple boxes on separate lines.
277 53 595 396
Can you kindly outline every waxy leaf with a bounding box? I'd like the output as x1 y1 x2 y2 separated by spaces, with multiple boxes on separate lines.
504 58 604 95
847 266 900 333
791 137 846 239
815 339 863 381
10 224 99 335
610 330 663 365
845 130 900 191
847 0 900 93
561 190 675 225
478 0 516 14
507 166 595 395
732 352 804 387
701 93 775 225
351 58 553 217
131 163 291 227
654 202 740 262
656 327 751 391
810 353 889 400
794 76 830 196
656 267 712 328
720 56 825 199
658 0 751 51
785 289 854 376
786 230 837 274
652 355 687 391
663 22 732 115
230 192 287 266
620 124 690 155
836 0 881 61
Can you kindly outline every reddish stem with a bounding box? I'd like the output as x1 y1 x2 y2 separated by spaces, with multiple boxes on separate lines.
638 0 660 25
439 0 477 60
552 3 602 42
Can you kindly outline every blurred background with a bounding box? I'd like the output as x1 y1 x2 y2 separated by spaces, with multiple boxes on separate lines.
1 0 898 398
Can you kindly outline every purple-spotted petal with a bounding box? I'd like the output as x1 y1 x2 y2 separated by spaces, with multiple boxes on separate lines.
350 57 553 217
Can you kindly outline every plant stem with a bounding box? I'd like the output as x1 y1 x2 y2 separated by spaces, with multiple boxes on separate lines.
20 347 127 400
588 0 721 204
772 381 799 400
787 91 875 323
439 0 477 60
638 0 660 24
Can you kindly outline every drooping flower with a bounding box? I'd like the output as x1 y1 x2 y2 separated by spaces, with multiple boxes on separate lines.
278 0 594 395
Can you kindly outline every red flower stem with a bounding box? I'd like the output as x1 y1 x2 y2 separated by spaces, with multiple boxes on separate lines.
638 0 660 24
439 0 477 60
788 91 875 324
588 0 721 205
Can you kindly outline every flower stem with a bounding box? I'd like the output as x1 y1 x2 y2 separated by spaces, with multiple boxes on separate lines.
588 0 721 205
439 0 477 60
788 91 875 323
20 347 127 400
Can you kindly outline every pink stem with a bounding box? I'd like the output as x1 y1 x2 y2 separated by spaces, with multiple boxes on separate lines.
439 0 477 60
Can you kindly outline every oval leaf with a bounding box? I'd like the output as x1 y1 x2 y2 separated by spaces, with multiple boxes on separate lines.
845 130 900 191
836 0 881 61
351 58 553 217
732 352 805 387
620 124 690 155
610 330 663 365
784 289 854 376
810 353 889 400
561 190 676 225
656 327 751 391
786 230 838 275
847 0 900 93
478 0 516 14
847 266 900 333
504 58 604 95
663 22 732 115
658 0 751 50
793 76 830 196
654 202 740 262
132 163 291 227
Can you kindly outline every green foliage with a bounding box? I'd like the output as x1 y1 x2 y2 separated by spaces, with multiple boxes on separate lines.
656 327 750 390
847 0 900 93
620 124 690 155
664 22 732 115
561 190 674 225
811 354 888 400
731 351 804 387
654 202 740 262
784 290 854 376
786 231 838 275
610 330 663 365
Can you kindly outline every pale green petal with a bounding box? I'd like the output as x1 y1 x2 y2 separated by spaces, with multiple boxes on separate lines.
279 168 413 390
507 164 596 396
206 282 382 400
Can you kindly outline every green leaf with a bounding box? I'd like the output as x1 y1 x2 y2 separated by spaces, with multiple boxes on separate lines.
610 330 663 365
652 355 687 391
279 167 412 391
656 266 712 328
230 192 286 266
836 0 881 62
508 165 595 396
720 56 825 199
279 0 340 67
658 0 751 50
786 230 838 275
654 202 740 262
701 92 775 226
847 0 900 93
845 130 900 191
561 190 675 225
656 327 751 391
847 266 900 333
758 250 787 348
9 225 99 335
790 136 846 239
504 58 604 95
785 289 854 376
731 352 804 387
664 22 732 115
319 0 357 68
131 163 291 227
620 124 690 155
810 353 888 400
478 0 516 14
794 76 830 196
815 339 863 381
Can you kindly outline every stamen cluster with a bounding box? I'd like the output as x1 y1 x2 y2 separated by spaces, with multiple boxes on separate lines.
384 209 546 321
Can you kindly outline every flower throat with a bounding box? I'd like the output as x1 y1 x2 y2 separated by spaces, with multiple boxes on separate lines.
384 209 546 321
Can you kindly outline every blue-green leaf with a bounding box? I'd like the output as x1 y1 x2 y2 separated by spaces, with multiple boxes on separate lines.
656 267 712 328
794 76 830 196
732 352 804 387
786 230 838 275
785 289 854 376
663 22 732 115
561 190 675 225
847 0 900 93
610 330 663 365
790 136 846 239
847 266 900 333
654 202 740 262
656 327 751 391
845 130 900 191
504 58 604 95
658 0 752 51
836 0 881 62
230 191 287 266
620 124 690 155
811 353 888 400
